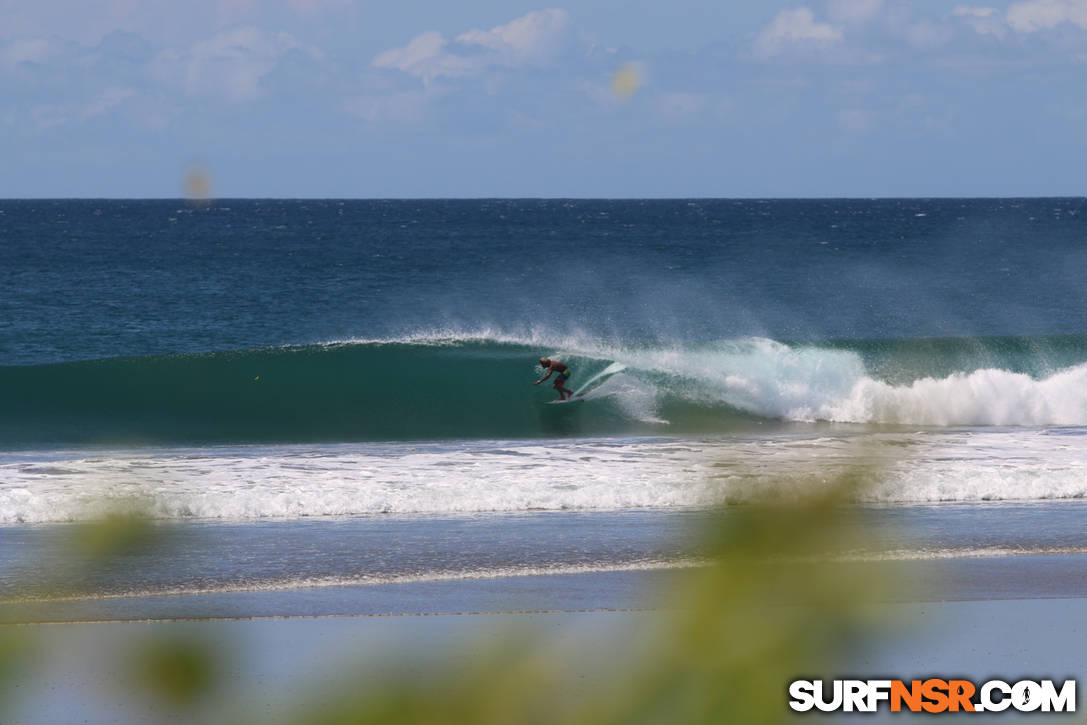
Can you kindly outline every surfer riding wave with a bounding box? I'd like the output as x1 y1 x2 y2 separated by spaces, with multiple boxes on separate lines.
535 357 575 400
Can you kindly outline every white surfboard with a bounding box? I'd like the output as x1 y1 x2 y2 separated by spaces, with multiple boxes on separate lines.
545 362 627 403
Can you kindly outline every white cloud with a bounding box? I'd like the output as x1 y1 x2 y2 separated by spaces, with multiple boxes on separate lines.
953 6 1009 38
151 27 321 102
827 0 883 24
1005 0 1087 32
955 1 1087 37
455 8 572 63
372 31 452 77
753 8 843 59
372 9 575 84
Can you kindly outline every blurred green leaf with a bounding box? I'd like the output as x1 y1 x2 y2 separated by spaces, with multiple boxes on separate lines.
128 634 222 710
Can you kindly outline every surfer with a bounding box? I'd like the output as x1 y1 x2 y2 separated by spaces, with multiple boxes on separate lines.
534 357 575 400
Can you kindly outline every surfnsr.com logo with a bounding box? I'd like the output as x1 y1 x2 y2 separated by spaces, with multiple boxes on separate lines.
789 679 1076 713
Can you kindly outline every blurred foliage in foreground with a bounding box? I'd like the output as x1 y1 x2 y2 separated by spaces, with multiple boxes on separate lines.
0 473 892 725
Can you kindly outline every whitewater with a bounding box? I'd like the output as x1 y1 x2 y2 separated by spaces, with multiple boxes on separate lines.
3 426 1087 523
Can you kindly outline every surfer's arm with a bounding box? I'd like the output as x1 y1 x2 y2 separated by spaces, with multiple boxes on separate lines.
534 370 553 385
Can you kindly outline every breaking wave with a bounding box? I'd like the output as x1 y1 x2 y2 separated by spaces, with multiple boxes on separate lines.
4 332 1087 446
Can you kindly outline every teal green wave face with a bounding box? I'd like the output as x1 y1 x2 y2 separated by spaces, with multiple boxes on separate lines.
6 334 1087 447
1 341 643 446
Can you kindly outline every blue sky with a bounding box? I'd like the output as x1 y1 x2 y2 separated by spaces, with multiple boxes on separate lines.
3 0 1087 197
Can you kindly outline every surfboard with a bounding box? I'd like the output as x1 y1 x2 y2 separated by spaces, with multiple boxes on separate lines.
545 362 627 404
546 397 583 405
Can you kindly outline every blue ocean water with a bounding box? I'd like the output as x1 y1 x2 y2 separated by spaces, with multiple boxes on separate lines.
4 198 1087 366
2 199 1087 615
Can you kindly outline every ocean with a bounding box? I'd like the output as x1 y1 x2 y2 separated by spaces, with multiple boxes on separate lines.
2 198 1087 619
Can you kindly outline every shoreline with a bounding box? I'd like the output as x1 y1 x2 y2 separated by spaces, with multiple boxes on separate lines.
2 552 1087 624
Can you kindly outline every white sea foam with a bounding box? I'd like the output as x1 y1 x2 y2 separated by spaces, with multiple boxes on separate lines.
824 364 1087 426
0 441 721 523
830 546 1087 563
1 429 1086 523
610 337 1087 427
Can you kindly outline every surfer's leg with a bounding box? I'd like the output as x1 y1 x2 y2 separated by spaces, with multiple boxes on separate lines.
559 374 574 397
